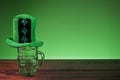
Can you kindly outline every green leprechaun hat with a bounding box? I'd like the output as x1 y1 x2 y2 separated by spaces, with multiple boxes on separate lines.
6 14 43 48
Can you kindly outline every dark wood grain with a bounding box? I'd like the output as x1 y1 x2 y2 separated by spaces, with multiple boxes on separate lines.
0 59 120 80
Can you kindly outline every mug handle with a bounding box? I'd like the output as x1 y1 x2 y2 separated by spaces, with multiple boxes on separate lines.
37 50 45 66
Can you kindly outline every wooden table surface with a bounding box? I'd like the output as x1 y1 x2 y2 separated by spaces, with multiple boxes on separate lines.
0 59 120 80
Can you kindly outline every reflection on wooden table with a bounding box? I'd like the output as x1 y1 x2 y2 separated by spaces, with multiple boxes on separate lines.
0 59 120 80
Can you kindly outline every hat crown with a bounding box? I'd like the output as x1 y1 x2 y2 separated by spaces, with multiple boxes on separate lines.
13 14 36 43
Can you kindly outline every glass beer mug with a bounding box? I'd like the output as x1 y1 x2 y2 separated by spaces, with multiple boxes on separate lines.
17 46 45 76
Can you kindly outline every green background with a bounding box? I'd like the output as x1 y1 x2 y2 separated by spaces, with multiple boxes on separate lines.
0 0 120 59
